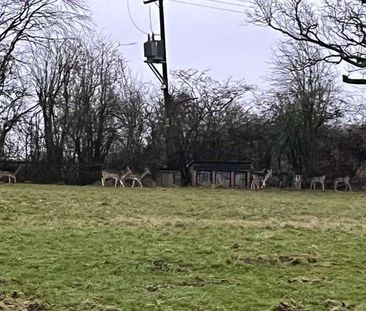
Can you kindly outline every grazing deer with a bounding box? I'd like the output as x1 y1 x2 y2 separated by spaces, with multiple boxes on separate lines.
101 167 131 187
0 165 22 183
310 175 325 191
125 168 151 188
334 176 352 191
294 174 302 190
251 169 272 190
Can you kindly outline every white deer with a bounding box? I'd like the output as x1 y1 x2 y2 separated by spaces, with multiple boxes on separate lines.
294 174 302 190
334 176 352 191
0 165 22 183
310 175 325 191
125 168 151 188
101 167 131 187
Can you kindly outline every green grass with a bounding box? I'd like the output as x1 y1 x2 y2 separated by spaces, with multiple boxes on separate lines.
0 184 365 310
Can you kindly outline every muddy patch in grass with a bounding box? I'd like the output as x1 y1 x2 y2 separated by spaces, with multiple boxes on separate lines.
0 292 48 311
273 299 303 311
146 283 169 292
241 253 319 266
0 278 21 285
151 259 190 273
146 276 229 292
324 299 356 311
288 276 324 284
176 276 229 287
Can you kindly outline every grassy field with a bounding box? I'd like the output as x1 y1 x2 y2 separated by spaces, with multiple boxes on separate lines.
0 184 365 310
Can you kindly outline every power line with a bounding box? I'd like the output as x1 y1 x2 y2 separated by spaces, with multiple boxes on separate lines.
168 0 246 14
203 0 247 8
149 5 154 33
126 0 149 35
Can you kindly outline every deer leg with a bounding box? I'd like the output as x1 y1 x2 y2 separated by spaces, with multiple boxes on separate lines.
138 180 143 187
334 181 338 191
119 179 125 187
132 180 135 188
114 178 118 187
251 180 256 190
322 182 324 191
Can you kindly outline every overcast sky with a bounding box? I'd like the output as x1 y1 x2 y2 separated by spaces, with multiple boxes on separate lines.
87 0 282 87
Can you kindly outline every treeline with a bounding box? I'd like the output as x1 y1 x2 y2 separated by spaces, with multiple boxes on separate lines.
1 1 366 185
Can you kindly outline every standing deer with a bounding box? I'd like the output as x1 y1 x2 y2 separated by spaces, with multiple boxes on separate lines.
310 175 325 191
101 167 131 187
334 176 352 191
0 165 22 183
294 174 302 190
251 169 272 190
125 168 151 188
250 174 261 190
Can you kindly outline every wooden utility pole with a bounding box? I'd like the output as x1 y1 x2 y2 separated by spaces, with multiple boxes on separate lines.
143 0 173 168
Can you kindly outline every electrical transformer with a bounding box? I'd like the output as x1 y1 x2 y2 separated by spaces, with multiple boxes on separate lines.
144 39 165 63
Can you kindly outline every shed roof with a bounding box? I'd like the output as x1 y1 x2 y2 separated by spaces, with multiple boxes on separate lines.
188 160 252 172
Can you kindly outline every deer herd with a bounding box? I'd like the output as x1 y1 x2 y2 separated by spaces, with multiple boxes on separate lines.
0 165 152 188
101 167 151 188
0 164 353 191
250 169 352 191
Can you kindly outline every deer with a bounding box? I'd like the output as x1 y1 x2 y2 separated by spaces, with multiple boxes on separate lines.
101 167 131 187
125 168 151 188
250 169 272 190
0 165 23 183
250 174 261 190
310 175 325 191
334 176 352 191
294 174 302 190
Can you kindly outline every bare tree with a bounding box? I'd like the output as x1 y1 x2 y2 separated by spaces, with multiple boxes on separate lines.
112 74 151 168
266 40 343 175
169 69 253 167
30 39 78 163
0 61 37 158
248 0 366 84
0 0 89 158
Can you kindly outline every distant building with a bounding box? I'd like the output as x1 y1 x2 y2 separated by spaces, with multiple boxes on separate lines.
187 160 253 188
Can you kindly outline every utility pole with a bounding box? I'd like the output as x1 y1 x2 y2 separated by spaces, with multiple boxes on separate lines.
143 0 173 168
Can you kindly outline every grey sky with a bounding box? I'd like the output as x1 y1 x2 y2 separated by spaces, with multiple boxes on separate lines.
88 0 281 86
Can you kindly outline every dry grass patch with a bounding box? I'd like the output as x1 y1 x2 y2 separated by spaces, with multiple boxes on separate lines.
241 253 319 266
0 292 48 311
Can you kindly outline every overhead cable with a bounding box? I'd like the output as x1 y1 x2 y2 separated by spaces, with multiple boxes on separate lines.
203 0 247 8
126 0 149 35
168 0 245 14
